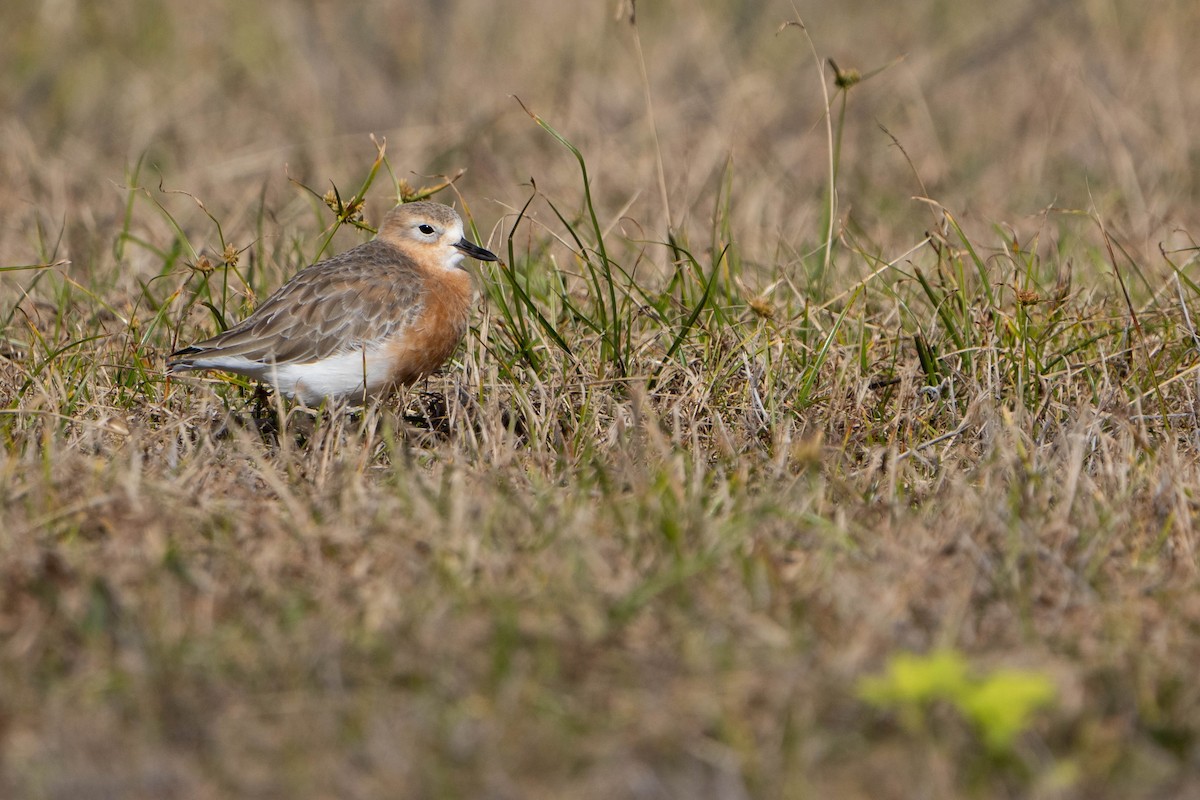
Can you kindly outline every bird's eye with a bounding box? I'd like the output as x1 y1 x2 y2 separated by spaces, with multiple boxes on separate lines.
418 224 435 235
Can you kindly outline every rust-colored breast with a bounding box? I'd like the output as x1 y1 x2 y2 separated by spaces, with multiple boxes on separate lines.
385 269 474 386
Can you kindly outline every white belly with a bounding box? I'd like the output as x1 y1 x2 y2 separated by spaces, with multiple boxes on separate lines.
193 348 395 406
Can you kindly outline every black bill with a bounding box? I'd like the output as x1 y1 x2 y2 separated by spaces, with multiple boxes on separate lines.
454 238 498 262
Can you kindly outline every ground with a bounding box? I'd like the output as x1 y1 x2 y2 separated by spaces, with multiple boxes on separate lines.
3 1 1200 798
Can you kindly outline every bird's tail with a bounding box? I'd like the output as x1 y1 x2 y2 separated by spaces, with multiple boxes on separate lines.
166 347 205 373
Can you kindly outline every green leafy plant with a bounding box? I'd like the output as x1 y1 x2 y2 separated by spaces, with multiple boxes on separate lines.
858 649 1057 754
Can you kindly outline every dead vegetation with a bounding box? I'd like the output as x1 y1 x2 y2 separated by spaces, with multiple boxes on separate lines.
3 1 1200 798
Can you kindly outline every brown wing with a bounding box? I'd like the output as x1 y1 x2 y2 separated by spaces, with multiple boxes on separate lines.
180 239 425 365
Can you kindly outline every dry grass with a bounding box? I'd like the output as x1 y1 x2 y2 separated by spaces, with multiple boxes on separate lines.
4 1 1200 798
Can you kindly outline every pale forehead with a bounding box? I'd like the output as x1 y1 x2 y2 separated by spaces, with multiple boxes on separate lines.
382 201 462 229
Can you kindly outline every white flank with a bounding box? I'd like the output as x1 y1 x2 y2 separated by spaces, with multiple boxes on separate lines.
187 347 393 406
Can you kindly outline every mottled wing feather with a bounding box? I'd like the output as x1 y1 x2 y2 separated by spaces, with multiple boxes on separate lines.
178 240 424 365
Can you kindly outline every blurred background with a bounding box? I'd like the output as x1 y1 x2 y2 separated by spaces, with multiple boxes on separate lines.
4 0 1200 286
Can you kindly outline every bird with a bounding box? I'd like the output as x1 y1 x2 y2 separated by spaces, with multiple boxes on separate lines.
168 201 498 406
